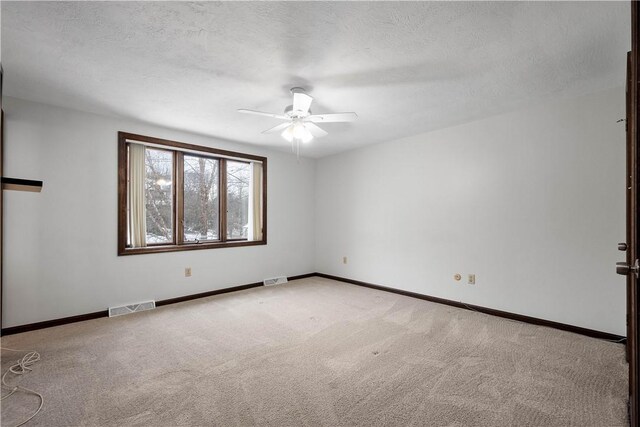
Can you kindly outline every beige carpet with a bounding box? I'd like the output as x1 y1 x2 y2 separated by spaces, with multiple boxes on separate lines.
1 277 628 426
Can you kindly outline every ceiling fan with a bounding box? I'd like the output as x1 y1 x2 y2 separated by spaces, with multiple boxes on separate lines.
238 87 357 154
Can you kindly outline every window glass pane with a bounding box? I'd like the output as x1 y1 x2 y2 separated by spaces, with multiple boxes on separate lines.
145 148 173 244
227 161 251 239
184 155 219 241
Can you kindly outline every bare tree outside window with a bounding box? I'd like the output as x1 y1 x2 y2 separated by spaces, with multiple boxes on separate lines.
184 155 219 241
145 148 173 244
227 161 250 239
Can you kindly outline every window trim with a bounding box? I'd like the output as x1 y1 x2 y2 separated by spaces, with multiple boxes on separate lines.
117 132 267 256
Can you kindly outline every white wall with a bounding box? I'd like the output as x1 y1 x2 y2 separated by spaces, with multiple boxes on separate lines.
3 87 628 335
315 87 627 335
2 97 316 328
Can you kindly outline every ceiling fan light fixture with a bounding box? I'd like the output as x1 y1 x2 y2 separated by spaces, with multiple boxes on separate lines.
282 122 313 144
281 125 293 143
301 132 313 144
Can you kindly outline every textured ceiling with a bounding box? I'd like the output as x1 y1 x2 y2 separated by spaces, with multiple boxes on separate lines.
1 1 630 158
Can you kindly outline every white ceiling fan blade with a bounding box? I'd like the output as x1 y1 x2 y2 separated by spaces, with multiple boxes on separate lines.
292 92 313 114
262 122 292 134
238 109 288 120
305 122 328 138
307 112 358 123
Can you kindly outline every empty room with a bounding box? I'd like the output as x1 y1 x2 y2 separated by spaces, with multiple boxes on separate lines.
2 1 640 426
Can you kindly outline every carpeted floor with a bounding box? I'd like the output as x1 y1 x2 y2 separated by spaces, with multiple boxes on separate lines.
1 277 628 426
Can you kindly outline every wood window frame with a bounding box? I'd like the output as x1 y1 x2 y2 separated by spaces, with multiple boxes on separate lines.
117 132 267 256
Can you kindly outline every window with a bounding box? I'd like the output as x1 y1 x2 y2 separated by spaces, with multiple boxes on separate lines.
226 160 251 240
145 148 174 244
118 132 266 255
183 155 219 242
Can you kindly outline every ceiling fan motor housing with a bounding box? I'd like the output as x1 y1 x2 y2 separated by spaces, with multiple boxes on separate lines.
287 87 312 117
284 104 311 118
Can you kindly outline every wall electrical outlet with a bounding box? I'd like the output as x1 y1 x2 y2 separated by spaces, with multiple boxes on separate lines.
453 274 461 281
468 274 476 285
343 256 348 264
185 267 192 277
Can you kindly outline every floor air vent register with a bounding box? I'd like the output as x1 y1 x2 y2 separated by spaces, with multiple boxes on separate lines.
108 301 156 317
263 276 288 286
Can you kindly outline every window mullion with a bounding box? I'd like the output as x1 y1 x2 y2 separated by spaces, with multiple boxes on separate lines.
176 151 184 245
220 159 227 242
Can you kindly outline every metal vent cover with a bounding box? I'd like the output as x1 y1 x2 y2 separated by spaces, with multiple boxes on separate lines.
109 300 156 317
263 276 288 286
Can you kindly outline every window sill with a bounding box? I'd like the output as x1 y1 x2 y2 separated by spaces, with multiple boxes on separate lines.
118 239 266 256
